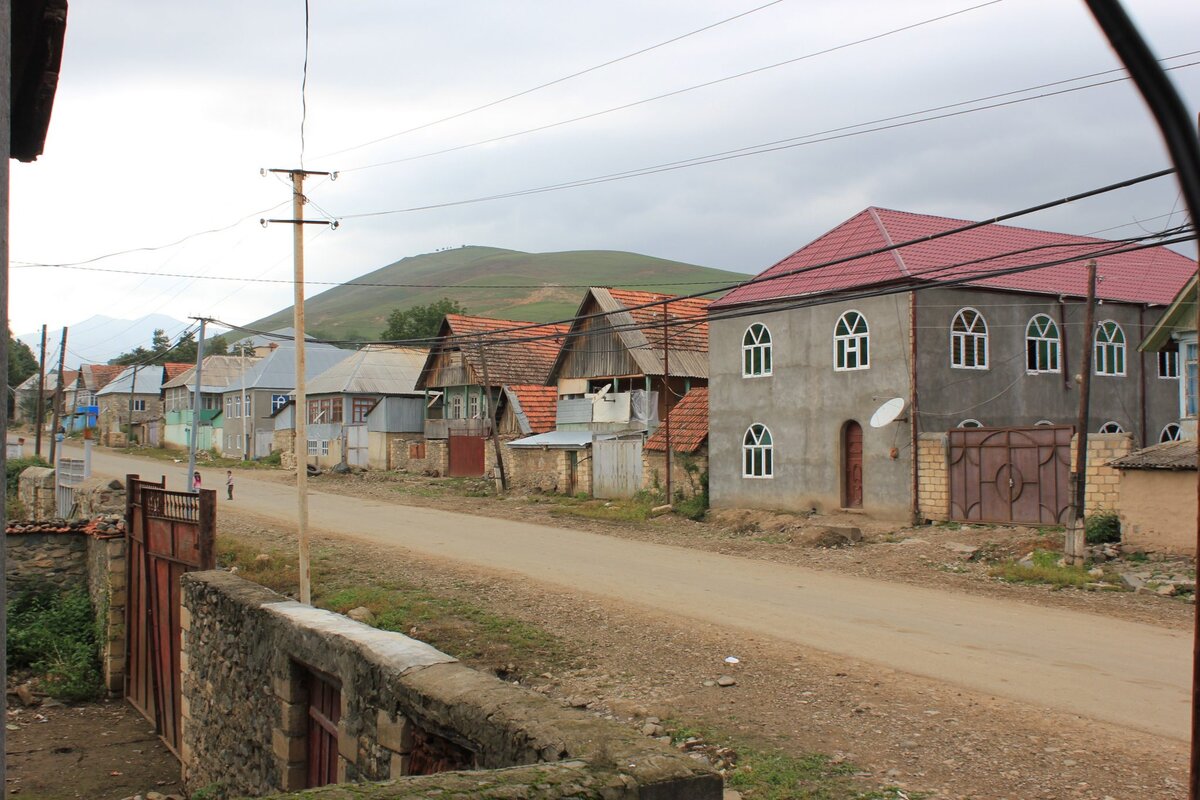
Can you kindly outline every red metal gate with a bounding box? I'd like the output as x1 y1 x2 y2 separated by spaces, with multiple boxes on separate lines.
947 426 1072 525
447 434 486 477
125 474 216 756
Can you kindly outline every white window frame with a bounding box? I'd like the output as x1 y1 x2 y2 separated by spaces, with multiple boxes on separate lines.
271 394 290 413
958 419 984 428
307 439 318 456
1034 419 1054 426
834 311 869 371
1160 422 1183 442
468 392 480 419
950 308 988 370
450 394 464 419
1094 320 1126 377
742 323 773 378
1025 314 1060 374
320 440 330 456
1184 338 1199 419
133 399 146 412
1098 421 1124 434
1159 347 1180 379
742 424 774 479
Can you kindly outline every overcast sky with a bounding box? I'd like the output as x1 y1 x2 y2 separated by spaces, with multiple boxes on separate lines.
10 0 1200 356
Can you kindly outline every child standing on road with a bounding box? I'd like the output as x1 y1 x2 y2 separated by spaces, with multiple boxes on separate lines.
192 471 202 492
226 470 234 500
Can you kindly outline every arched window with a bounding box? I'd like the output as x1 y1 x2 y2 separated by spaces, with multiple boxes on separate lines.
834 311 869 371
1098 421 1124 434
950 308 988 369
742 424 773 478
1034 419 1054 426
958 419 984 428
1094 321 1126 376
1026 314 1060 373
742 323 773 377
1160 423 1183 442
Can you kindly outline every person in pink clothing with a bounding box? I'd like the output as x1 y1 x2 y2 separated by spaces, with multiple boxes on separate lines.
192 471 202 492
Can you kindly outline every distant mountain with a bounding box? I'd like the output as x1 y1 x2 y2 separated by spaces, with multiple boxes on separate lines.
248 246 749 340
18 313 203 365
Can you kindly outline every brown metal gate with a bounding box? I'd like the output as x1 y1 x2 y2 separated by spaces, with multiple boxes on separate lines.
125 474 216 756
948 426 1072 525
447 434 486 477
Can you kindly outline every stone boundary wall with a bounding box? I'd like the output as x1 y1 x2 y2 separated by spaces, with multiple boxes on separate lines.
86 534 127 694
17 467 56 521
643 448 708 500
915 431 1133 523
181 571 719 800
74 477 129 519
6 529 87 595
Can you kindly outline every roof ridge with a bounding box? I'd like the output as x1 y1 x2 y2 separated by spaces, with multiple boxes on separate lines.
867 207 911 278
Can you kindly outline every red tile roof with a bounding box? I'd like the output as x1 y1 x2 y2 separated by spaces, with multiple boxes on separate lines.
605 288 712 353
506 384 558 434
712 207 1196 309
162 362 192 382
444 314 568 386
645 387 708 453
84 364 125 391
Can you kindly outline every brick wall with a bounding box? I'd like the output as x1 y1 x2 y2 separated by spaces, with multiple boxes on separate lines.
181 571 719 799
916 433 949 522
643 447 708 500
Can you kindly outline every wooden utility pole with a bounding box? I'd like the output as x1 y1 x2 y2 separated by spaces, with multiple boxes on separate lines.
47 326 67 464
265 167 333 606
34 323 45 456
186 318 207 491
476 335 507 491
1066 259 1098 565
662 301 672 503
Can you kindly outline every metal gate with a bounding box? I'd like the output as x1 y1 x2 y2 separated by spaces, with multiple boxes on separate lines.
592 436 643 499
347 425 369 468
447 434 486 477
125 474 216 756
256 430 274 460
56 458 86 518
948 426 1072 525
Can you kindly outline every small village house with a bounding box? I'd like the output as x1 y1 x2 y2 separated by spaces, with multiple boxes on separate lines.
413 314 567 478
642 386 709 499
218 338 351 460
162 355 261 452
706 207 1194 523
96 362 190 447
296 346 428 470
65 363 125 431
14 368 76 426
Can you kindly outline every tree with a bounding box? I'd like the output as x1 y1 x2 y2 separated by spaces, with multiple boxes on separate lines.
7 331 37 417
381 298 466 342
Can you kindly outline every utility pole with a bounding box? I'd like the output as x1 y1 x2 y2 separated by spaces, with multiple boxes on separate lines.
476 335 507 491
1066 259 1098 565
662 300 672 504
264 167 334 606
47 326 67 465
238 343 249 460
186 318 207 492
126 363 139 446
34 323 45 457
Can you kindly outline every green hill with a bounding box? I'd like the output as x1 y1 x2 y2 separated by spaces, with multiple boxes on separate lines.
248 246 749 340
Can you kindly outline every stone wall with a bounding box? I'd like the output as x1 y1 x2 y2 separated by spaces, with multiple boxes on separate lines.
181 571 719 799
86 534 127 694
6 529 87 595
275 430 297 470
17 466 56 521
642 448 708 500
74 477 128 519
388 435 437 474
916 433 949 522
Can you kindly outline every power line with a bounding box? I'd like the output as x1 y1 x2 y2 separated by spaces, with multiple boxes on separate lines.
339 0 1007 174
333 63 1198 220
313 0 791 161
300 0 311 167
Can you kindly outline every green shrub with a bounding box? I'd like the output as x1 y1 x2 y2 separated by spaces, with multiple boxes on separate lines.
1085 511 1121 545
260 450 282 466
7 588 102 702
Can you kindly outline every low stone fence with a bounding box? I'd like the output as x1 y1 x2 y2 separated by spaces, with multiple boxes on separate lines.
181 571 719 799
643 448 707 500
17 466 56 521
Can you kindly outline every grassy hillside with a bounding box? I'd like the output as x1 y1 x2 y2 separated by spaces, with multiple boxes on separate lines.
248 246 748 340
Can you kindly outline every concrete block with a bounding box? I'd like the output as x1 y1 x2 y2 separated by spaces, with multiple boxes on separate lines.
280 699 307 735
389 752 410 778
178 605 192 631
272 728 306 763
280 761 308 791
376 709 412 754
273 672 304 703
337 726 357 761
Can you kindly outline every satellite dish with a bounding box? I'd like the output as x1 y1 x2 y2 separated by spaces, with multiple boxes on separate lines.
591 383 612 405
869 397 906 428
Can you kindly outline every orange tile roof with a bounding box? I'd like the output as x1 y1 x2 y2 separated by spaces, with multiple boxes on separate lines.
605 288 711 353
85 364 125 391
507 384 558 434
444 314 568 386
163 362 192 382
645 387 707 453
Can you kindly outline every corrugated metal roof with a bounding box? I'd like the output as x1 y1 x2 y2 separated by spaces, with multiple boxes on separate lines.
1108 439 1197 470
162 355 261 390
645 388 708 453
232 342 352 391
712 207 1197 309
506 430 593 448
307 346 428 396
97 364 164 397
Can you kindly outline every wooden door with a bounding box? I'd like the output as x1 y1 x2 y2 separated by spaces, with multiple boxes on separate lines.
592 437 643 499
843 421 864 508
304 669 341 788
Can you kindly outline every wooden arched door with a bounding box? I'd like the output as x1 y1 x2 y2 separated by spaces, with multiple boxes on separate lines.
843 420 864 508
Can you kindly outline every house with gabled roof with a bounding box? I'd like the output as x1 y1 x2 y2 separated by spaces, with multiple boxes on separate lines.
642 386 709 499
161 355 262 451
706 207 1195 522
96 362 191 446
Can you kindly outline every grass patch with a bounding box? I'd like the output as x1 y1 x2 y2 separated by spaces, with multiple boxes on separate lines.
548 490 664 523
115 446 280 470
216 537 568 673
990 549 1092 589
7 589 102 702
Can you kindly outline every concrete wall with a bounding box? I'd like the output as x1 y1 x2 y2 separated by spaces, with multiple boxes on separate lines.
708 294 915 518
915 287 1177 445
1118 469 1196 555
180 571 719 799
643 447 708 500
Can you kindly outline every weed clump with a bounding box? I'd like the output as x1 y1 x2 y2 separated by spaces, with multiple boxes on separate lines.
7 589 102 702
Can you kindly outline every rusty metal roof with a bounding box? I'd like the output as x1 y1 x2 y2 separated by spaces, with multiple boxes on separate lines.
1108 439 1197 470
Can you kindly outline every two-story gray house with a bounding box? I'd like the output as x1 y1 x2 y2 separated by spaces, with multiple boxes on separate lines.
707 207 1195 522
